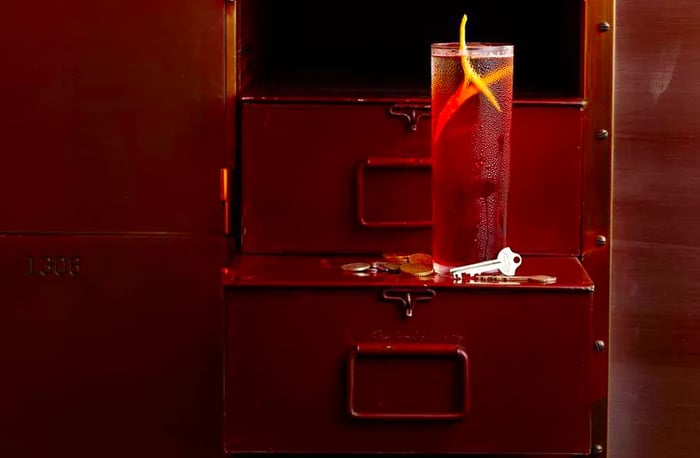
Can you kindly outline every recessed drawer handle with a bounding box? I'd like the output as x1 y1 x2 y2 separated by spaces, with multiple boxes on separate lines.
388 104 431 132
356 157 433 229
347 342 470 421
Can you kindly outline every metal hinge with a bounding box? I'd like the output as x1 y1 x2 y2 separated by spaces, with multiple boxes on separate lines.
220 167 231 235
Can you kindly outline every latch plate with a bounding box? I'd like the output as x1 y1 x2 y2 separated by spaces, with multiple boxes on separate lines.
381 288 436 319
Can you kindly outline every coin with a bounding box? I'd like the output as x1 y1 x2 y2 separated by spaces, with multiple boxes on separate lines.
351 271 371 277
382 253 410 264
341 262 371 272
373 261 401 273
400 263 434 277
408 253 433 266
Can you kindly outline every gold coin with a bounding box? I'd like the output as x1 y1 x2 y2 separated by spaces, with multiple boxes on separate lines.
382 253 410 264
340 262 371 272
408 253 433 266
400 263 434 277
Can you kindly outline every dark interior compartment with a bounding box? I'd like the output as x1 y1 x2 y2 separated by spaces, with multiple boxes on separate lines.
238 0 583 99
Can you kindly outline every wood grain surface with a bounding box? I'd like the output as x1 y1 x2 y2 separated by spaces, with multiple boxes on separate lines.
611 1 700 457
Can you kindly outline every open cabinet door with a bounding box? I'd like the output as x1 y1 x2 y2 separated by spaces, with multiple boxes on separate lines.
0 235 226 457
0 1 227 234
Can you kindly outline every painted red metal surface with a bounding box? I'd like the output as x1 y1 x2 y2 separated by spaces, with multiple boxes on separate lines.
240 103 583 255
0 1 226 234
0 235 225 457
224 255 593 454
224 255 592 290
508 105 584 255
357 157 433 229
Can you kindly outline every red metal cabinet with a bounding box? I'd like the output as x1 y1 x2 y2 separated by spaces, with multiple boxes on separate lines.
226 0 613 456
224 255 595 454
241 103 583 255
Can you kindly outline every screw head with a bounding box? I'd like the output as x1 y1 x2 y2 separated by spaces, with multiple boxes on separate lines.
593 444 604 454
594 340 606 352
598 22 611 32
596 129 610 140
596 235 607 246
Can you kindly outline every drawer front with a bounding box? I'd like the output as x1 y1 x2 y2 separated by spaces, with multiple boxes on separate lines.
240 103 583 255
241 102 432 254
225 287 592 454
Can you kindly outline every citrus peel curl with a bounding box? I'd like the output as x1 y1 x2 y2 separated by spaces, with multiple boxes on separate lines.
434 14 510 142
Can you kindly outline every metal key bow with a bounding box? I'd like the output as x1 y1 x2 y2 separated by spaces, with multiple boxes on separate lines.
450 247 522 281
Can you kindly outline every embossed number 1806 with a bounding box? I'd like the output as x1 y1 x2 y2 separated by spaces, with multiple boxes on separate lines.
27 256 80 277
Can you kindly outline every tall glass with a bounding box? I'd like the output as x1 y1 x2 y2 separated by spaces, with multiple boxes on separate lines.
431 43 514 275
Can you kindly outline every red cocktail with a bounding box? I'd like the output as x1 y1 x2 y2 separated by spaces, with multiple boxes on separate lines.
431 42 514 275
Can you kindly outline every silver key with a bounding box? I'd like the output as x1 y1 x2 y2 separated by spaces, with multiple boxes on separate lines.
449 247 522 281
474 274 557 284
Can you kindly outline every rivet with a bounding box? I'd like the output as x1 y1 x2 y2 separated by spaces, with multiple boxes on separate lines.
594 340 606 352
598 22 611 32
596 129 610 140
596 235 607 246
593 444 604 454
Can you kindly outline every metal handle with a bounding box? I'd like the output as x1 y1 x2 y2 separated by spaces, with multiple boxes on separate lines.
388 104 431 132
356 157 432 229
381 287 436 319
347 342 469 420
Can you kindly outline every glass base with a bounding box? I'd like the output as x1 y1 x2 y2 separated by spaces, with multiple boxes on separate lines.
433 262 454 277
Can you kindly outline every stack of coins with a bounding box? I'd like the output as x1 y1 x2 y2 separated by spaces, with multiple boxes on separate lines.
385 252 435 277
408 253 432 266
340 253 435 277
399 262 434 277
382 253 411 264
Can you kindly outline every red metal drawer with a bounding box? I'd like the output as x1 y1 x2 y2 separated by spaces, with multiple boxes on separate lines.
240 102 432 254
240 103 583 255
224 255 595 454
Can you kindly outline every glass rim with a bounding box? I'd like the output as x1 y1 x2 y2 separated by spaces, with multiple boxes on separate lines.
431 42 514 58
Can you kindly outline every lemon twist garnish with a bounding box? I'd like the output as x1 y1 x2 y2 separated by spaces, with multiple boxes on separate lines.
459 14 501 112
434 64 513 141
459 14 471 86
